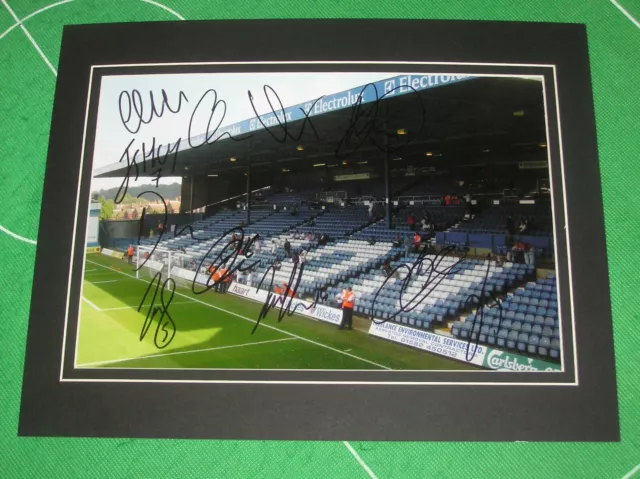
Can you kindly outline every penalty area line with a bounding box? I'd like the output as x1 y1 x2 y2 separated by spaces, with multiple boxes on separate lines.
100 301 192 312
76 337 297 367
86 259 392 370
81 296 102 312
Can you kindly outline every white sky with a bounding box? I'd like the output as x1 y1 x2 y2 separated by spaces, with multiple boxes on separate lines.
91 72 403 192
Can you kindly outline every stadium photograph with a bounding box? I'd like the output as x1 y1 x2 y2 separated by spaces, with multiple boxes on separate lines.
76 70 563 373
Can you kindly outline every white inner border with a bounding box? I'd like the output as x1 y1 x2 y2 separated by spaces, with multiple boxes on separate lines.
59 61 577 386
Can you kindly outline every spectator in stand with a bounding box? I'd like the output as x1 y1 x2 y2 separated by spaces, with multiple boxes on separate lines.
319 233 329 246
127 245 134 264
157 222 164 234
270 239 278 254
273 260 282 271
306 231 313 241
444 194 452 206
407 214 416 231
368 202 374 218
405 234 413 257
299 248 307 265
293 230 300 240
524 243 535 266
420 218 428 230
284 239 291 258
291 250 300 265
392 235 402 248
518 218 529 234
413 232 422 252
512 240 526 264
505 234 515 262
464 192 472 204
368 236 376 246
382 261 393 278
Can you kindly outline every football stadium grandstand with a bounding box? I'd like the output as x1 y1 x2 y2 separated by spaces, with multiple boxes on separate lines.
85 73 562 371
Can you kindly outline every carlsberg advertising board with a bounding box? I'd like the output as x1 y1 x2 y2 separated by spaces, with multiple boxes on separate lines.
483 349 561 372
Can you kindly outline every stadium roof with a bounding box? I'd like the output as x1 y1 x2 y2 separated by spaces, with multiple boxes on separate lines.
94 74 547 181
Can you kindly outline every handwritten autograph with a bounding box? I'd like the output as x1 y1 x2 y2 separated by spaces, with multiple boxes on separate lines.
252 261 328 334
138 271 177 349
113 81 426 205
109 79 429 348
370 247 503 361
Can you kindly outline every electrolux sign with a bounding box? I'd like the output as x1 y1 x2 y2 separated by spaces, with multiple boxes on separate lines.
202 74 476 140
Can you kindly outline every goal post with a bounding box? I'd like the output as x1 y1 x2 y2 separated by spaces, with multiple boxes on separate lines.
135 245 187 280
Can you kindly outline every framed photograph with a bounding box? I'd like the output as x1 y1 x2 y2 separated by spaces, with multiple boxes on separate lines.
19 19 618 441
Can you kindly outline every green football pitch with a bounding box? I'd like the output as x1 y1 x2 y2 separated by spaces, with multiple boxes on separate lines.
79 254 476 371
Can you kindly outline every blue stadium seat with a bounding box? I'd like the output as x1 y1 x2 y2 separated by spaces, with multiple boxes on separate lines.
527 335 540 354
507 330 519 349
538 336 551 356
497 329 509 347
517 333 530 352
550 339 561 359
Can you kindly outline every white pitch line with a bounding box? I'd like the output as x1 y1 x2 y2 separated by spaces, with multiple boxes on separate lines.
77 337 297 368
81 296 102 312
0 224 37 245
1 0 58 75
344 442 378 479
86 259 392 370
623 464 640 479
101 301 192 311
610 0 640 29
0 0 74 41
140 0 185 20
84 269 98 272
89 279 119 284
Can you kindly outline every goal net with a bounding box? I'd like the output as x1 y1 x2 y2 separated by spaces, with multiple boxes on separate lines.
135 245 187 280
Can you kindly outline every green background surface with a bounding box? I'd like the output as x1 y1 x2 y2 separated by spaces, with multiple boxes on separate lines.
0 1 638 477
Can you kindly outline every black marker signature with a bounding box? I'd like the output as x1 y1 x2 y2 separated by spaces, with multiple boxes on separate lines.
461 254 504 361
130 190 206 272
334 83 427 159
119 89 188 134
138 271 177 349
192 226 261 295
371 247 501 362
370 245 466 324
253 261 328 334
187 89 254 148
248 85 323 143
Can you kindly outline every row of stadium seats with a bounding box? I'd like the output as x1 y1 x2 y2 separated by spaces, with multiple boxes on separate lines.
451 275 560 358
259 240 397 294
450 204 553 236
324 256 534 329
